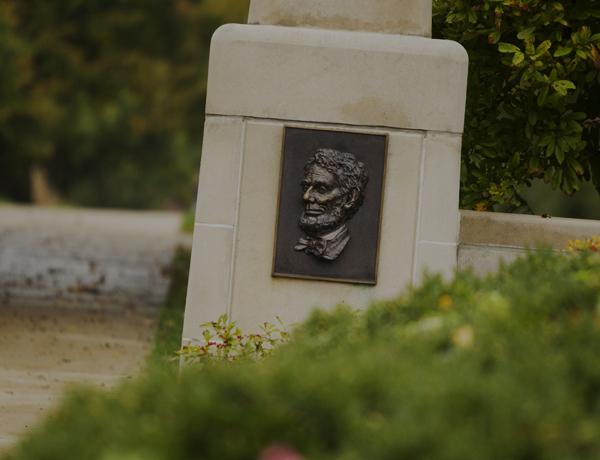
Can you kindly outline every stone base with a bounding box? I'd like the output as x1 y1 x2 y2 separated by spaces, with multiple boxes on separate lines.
184 118 462 339
183 24 467 340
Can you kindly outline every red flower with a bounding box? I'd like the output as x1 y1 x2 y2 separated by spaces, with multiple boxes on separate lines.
258 445 305 460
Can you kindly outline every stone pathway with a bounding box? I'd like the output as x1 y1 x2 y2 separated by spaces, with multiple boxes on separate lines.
0 306 157 454
0 205 184 454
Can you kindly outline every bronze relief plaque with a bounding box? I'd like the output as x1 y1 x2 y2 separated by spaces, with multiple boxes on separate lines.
273 127 387 285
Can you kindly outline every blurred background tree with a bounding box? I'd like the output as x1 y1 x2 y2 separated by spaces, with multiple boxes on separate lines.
2 0 599 218
0 0 248 209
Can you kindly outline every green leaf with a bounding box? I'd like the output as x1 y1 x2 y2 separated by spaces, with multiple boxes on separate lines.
556 146 565 164
517 27 536 40
552 80 576 95
546 138 556 156
581 26 592 41
539 134 554 147
526 42 536 55
528 111 538 126
537 86 549 106
568 158 585 175
554 46 573 57
488 31 502 44
512 51 525 65
498 42 521 53
536 40 552 55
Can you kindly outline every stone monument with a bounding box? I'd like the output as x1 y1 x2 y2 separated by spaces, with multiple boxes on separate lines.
183 0 468 340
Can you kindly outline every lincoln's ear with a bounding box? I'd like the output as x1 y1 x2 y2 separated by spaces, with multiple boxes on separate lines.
344 189 360 209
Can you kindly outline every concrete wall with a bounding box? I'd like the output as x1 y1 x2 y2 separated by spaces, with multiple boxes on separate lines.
458 210 600 276
0 206 182 311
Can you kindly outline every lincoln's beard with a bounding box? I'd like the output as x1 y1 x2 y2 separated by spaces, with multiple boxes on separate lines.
299 204 347 236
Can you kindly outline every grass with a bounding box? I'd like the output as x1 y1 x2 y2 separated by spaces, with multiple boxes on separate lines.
181 207 195 234
0 196 16 205
148 246 191 366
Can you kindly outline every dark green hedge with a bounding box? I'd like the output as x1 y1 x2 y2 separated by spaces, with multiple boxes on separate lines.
434 0 600 211
6 250 600 460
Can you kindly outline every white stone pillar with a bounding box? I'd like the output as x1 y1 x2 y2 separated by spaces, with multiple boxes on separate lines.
183 0 468 339
248 0 432 37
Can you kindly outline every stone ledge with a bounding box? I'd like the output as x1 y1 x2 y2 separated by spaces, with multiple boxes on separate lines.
206 24 468 133
248 0 432 37
460 210 600 249
0 206 181 311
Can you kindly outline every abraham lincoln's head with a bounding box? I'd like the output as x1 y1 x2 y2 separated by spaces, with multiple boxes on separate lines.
299 148 368 237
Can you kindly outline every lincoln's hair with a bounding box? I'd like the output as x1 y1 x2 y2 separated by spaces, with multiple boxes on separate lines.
305 148 369 218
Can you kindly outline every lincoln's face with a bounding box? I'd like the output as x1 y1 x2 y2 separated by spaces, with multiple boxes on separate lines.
302 165 344 215
299 164 352 236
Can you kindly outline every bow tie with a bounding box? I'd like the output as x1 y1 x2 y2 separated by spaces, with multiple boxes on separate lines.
295 236 328 257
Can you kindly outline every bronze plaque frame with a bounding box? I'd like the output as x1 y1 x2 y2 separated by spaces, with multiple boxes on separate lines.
272 127 388 285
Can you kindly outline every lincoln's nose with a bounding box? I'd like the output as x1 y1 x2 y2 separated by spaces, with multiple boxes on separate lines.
303 186 315 202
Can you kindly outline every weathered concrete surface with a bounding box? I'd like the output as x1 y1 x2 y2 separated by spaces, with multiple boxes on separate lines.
0 205 182 311
460 210 600 249
0 305 157 454
458 210 600 276
206 25 468 134
249 0 433 37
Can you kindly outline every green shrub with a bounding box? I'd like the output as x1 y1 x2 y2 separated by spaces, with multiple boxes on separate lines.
433 0 600 211
6 250 600 460
177 314 289 365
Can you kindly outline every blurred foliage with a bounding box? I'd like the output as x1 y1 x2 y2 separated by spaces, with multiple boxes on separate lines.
568 235 600 251
5 0 600 214
7 250 600 459
434 0 600 212
524 179 600 219
0 0 248 208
